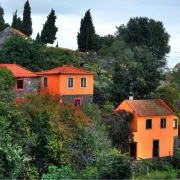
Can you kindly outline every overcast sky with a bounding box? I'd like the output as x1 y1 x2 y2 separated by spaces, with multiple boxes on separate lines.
1 0 180 68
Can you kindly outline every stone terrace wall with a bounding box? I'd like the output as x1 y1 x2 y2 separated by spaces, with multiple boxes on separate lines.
62 94 93 104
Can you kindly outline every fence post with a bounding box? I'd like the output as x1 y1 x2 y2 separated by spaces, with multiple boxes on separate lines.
147 165 149 178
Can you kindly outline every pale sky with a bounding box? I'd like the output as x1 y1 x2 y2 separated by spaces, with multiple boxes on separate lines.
1 0 180 68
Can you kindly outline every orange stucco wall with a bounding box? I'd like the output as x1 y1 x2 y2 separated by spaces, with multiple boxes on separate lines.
115 100 178 160
59 75 93 95
40 74 94 96
40 74 60 95
115 101 138 132
135 115 178 159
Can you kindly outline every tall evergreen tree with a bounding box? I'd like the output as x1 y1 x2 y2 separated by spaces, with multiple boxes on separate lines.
11 10 23 31
77 9 95 52
56 41 58 47
35 32 40 41
41 9 58 44
0 4 5 31
22 0 32 36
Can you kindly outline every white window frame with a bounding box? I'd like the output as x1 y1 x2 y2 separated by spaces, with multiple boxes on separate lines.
81 77 87 88
67 76 74 89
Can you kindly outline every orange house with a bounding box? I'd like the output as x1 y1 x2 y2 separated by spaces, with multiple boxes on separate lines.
38 65 95 106
115 99 178 160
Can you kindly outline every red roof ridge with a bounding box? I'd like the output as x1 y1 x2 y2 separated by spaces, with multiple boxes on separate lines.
11 27 28 38
156 99 174 114
0 63 38 77
62 64 94 73
16 64 38 75
61 64 66 73
38 65 95 75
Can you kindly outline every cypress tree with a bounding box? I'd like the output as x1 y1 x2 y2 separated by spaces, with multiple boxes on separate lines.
11 10 23 31
0 4 5 31
41 9 58 44
22 0 32 36
35 32 41 42
77 9 95 52
56 41 58 47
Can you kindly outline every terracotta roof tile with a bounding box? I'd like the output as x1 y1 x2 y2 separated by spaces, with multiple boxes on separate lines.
125 99 174 116
38 65 95 75
11 28 28 38
0 64 38 77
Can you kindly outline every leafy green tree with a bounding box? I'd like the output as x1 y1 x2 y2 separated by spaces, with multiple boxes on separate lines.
100 34 115 48
0 4 5 31
11 10 23 31
91 33 101 52
167 65 180 88
41 9 58 44
103 111 133 152
0 101 33 179
77 9 95 52
22 0 32 36
0 67 15 92
96 148 132 179
0 36 76 71
100 40 163 105
0 36 44 71
158 85 180 112
0 67 15 101
69 104 112 171
116 17 170 61
17 93 89 177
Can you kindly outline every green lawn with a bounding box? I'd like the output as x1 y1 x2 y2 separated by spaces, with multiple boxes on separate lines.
135 169 177 179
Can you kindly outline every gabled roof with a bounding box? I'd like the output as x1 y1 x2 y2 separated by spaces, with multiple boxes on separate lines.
0 27 28 38
124 99 174 116
0 64 38 77
37 65 96 75
11 28 28 38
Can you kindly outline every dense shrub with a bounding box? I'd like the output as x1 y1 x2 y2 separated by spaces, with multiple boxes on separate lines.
172 149 180 169
103 111 133 152
96 148 132 179
79 167 99 179
41 166 77 180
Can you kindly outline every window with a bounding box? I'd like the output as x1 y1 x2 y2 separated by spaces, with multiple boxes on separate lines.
44 77 48 88
81 77 87 87
146 119 152 129
173 119 178 129
16 79 24 90
160 118 166 128
74 98 82 107
68 77 74 88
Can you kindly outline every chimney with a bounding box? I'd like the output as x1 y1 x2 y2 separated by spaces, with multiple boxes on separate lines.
129 91 134 100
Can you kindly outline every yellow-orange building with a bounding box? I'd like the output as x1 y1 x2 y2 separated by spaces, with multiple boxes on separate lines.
115 99 178 160
38 65 95 106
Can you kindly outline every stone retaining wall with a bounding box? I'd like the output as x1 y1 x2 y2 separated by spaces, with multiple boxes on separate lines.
62 94 93 104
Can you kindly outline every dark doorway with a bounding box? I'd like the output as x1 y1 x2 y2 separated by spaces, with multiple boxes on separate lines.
74 100 81 107
130 142 137 160
153 140 159 158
